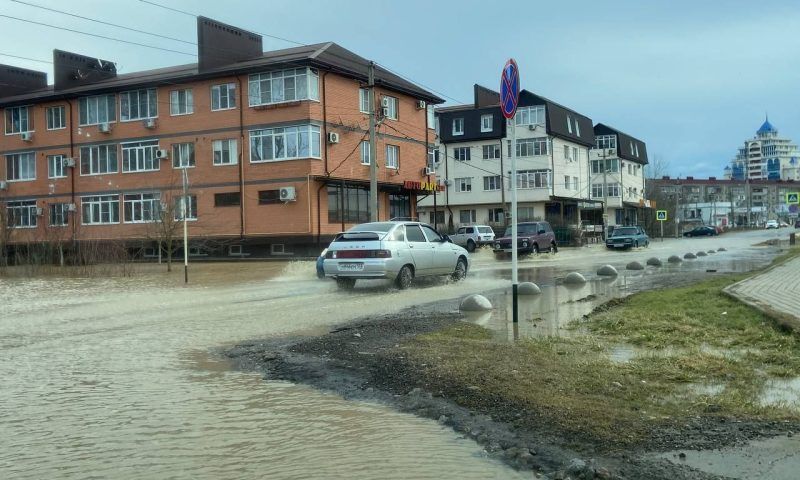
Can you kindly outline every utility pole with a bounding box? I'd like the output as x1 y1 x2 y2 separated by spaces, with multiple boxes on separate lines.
182 168 189 284
601 148 609 239
368 61 378 222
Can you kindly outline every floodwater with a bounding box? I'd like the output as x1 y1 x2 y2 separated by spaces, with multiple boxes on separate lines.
0 228 790 479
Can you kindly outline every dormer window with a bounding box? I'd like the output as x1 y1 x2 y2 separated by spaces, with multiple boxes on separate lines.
480 114 493 132
567 115 573 134
453 118 464 136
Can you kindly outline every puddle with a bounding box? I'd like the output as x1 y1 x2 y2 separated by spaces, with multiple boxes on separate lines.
608 344 637 363
687 382 726 397
658 434 800 479
760 377 800 408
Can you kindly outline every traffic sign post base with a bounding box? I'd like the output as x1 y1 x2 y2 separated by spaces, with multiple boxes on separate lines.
512 283 519 324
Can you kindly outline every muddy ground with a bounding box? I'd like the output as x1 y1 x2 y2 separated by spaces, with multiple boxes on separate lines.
225 304 798 480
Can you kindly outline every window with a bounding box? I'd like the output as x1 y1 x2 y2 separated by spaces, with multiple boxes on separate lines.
454 147 471 161
327 184 370 223
360 141 371 165
174 195 197 220
5 106 32 134
595 135 616 150
592 158 620 174
211 139 238 165
120 88 157 121
573 176 578 191
359 88 371 114
427 147 438 168
481 114 493 132
564 175 571 189
6 152 36 181
514 137 548 157
80 144 117 175
382 96 398 120
572 147 578 162
634 144 640 157
455 177 472 192
428 211 445 226
211 83 236 111
406 224 426 242
258 190 281 204
630 141 634 155
170 89 193 115
459 209 476 224
389 194 410 220
214 192 241 207
628 163 633 175
575 120 581 136
488 208 504 223
49 203 69 227
515 105 545 126
7 200 37 228
172 143 195 168
46 106 66 130
427 105 435 129
591 184 604 198
482 144 500 160
516 169 550 189
122 140 159 172
249 68 319 106
564 145 571 160
567 115 573 134
250 124 321 162
123 192 161 223
452 118 464 135
48 154 66 179
517 207 536 221
483 175 501 191
386 145 399 169
607 184 621 197
79 95 115 126
82 195 119 225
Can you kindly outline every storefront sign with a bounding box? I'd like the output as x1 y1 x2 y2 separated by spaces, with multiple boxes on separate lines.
404 180 444 192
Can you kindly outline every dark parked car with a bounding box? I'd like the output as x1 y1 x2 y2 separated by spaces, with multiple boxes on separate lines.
795 220 800 228
605 226 649 249
493 221 557 255
683 226 718 237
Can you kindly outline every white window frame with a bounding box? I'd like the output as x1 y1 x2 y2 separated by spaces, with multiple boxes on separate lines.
6 152 36 181
488 208 504 223
46 105 66 130
49 203 69 227
563 145 571 160
122 140 159 173
575 119 581 136
120 88 158 122
172 142 195 169
567 115 573 134
452 118 464 136
79 94 116 126
427 104 435 129
455 177 472 192
123 192 161 223
48 154 66 179
607 183 621 197
459 209 476 224
249 124 321 162
386 144 399 169
5 106 32 135
211 83 237 111
591 184 604 198
359 88 371 114
382 96 398 120
80 144 118 176
564 175 571 189
174 195 198 221
480 114 493 132
81 194 120 225
170 89 194 116
514 105 546 126
516 169 551 189
360 140 371 165
7 200 37 228
482 144 500 160
595 135 617 150
573 176 578 191
514 137 548 157
212 139 238 166
454 146 471 161
572 147 578 162
483 175 501 191
248 68 319 107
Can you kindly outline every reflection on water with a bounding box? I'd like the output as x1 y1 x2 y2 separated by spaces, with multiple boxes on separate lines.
760 377 800 408
0 262 526 480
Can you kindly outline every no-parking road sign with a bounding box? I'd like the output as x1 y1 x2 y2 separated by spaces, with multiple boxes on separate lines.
500 59 520 120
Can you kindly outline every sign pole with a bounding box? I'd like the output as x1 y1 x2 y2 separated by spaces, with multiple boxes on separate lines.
660 219 663 242
511 117 518 323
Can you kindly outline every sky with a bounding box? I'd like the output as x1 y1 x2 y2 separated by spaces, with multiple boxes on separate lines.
1 0 799 178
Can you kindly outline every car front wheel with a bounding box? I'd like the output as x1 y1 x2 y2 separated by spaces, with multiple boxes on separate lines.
531 244 539 254
395 265 414 289
451 257 467 281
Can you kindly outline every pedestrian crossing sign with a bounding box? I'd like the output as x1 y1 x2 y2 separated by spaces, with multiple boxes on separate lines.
787 192 799 205
656 210 668 221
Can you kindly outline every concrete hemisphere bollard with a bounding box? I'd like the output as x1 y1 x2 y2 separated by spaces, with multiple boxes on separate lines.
646 257 663 267
596 264 619 277
707 250 716 254
518 282 541 295
717 247 727 252
626 261 644 270
563 272 587 285
668 255 683 263
460 294 493 312
696 251 707 257
684 252 697 259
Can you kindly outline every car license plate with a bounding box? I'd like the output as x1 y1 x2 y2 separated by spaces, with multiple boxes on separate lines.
338 262 364 272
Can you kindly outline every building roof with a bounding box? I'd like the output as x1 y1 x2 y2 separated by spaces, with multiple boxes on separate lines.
757 116 777 135
594 123 649 165
0 42 444 106
653 176 800 186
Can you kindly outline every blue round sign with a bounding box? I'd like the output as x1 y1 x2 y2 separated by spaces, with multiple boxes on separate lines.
500 58 520 119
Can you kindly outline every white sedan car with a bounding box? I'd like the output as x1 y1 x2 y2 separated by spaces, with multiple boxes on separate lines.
323 221 470 289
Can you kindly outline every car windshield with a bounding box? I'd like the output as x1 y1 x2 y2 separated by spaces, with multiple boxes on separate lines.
347 222 395 233
503 224 537 236
613 228 638 236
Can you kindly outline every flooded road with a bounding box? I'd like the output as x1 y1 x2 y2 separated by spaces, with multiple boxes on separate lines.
0 228 790 479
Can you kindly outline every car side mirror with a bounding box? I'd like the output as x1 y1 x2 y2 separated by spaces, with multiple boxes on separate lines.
442 235 452 243
538 229 546 235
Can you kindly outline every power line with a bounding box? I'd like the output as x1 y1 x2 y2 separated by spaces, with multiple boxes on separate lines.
0 14 196 57
0 52 52 64
374 62 467 105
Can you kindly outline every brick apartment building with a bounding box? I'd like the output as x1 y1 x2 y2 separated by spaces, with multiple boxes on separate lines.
0 17 441 259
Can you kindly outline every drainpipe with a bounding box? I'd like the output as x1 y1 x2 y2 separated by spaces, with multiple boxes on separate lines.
69 99 76 243
444 143 453 229
236 75 245 239
322 71 329 175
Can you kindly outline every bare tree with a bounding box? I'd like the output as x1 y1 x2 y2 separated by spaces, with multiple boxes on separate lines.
146 186 183 272
645 154 671 179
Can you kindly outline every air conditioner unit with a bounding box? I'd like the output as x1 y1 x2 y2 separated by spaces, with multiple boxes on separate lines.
21 132 33 142
0 180 7 190
62 157 76 168
98 122 111 133
143 118 157 129
279 186 297 201
35 207 44 216
327 132 340 144
606 148 616 157
155 149 169 160
416 100 426 110
381 97 390 108
381 107 390 117
528 124 537 131
67 203 77 212
424 164 435 175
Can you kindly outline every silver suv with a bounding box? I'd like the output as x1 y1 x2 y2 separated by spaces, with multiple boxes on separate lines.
450 225 496 252
323 221 470 290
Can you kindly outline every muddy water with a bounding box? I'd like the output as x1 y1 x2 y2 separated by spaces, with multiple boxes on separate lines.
0 263 526 480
